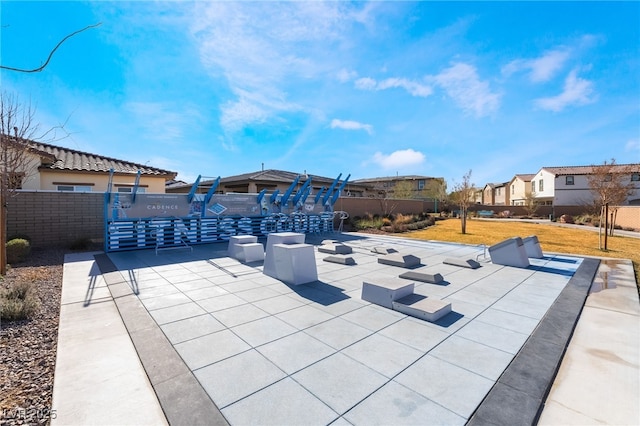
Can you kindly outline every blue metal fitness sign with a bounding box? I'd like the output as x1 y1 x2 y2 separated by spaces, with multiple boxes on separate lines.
104 172 350 252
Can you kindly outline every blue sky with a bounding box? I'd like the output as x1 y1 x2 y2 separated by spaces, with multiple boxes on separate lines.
2 1 639 188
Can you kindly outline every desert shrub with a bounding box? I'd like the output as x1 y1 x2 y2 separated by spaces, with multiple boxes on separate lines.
7 234 31 243
382 217 392 226
354 216 384 230
6 238 31 264
0 281 40 321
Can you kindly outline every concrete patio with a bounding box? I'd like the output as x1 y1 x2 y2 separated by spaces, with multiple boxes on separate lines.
51 232 639 425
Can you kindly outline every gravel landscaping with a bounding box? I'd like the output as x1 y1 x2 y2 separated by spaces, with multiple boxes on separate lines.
1 247 65 425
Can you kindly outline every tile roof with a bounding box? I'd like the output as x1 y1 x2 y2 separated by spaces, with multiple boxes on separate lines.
541 164 640 176
352 175 437 183
27 140 176 177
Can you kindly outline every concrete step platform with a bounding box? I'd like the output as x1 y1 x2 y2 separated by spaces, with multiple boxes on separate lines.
318 243 353 255
323 255 356 265
393 294 452 323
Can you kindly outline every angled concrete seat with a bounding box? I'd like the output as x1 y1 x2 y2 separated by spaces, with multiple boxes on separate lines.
443 258 481 269
399 271 444 284
271 243 318 285
378 254 421 268
371 246 398 254
318 243 352 255
323 255 356 265
523 235 543 258
488 237 530 268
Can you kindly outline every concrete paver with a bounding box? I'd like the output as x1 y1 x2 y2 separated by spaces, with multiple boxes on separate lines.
51 252 167 426
51 233 639 425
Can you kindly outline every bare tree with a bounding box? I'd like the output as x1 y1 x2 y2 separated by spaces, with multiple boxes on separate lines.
392 181 414 199
450 170 475 234
421 178 447 213
587 159 635 247
522 189 538 217
0 92 45 274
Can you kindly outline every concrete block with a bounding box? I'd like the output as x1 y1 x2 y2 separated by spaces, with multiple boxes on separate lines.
227 235 258 259
361 279 415 309
523 235 543 258
323 255 356 265
393 294 452 322
443 258 481 269
399 271 444 284
238 242 264 263
488 237 530 268
263 232 306 278
272 243 318 285
378 254 421 268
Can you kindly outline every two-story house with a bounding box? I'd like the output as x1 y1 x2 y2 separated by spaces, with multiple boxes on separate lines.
531 164 640 207
509 174 535 206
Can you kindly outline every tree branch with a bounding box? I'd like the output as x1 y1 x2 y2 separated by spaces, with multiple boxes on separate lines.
0 22 102 73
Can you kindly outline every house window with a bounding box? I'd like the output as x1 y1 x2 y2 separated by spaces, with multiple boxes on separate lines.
539 180 544 192
531 181 535 192
117 187 146 193
418 180 425 190
632 173 640 182
497 188 501 195
58 185 92 192
511 185 514 195
566 175 574 185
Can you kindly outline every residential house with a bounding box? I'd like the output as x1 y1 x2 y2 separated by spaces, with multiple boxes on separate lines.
352 175 445 199
531 164 640 207
482 183 495 205
166 169 368 197
5 137 176 193
493 182 510 205
509 174 535 206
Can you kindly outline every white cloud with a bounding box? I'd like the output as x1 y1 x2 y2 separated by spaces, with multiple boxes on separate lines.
330 119 373 135
189 2 370 133
337 68 358 83
125 101 200 142
354 77 433 97
371 149 425 169
625 138 640 155
432 63 500 117
534 69 595 112
502 48 570 83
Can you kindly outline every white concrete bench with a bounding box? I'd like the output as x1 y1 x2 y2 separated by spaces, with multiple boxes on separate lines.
323 255 356 265
443 258 481 269
361 278 415 309
488 237 530 268
399 271 444 284
378 254 421 268
523 235 543 258
393 294 452 322
228 235 258 259
271 243 318 285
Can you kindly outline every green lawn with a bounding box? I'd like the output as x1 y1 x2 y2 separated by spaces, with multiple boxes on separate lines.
402 218 640 290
